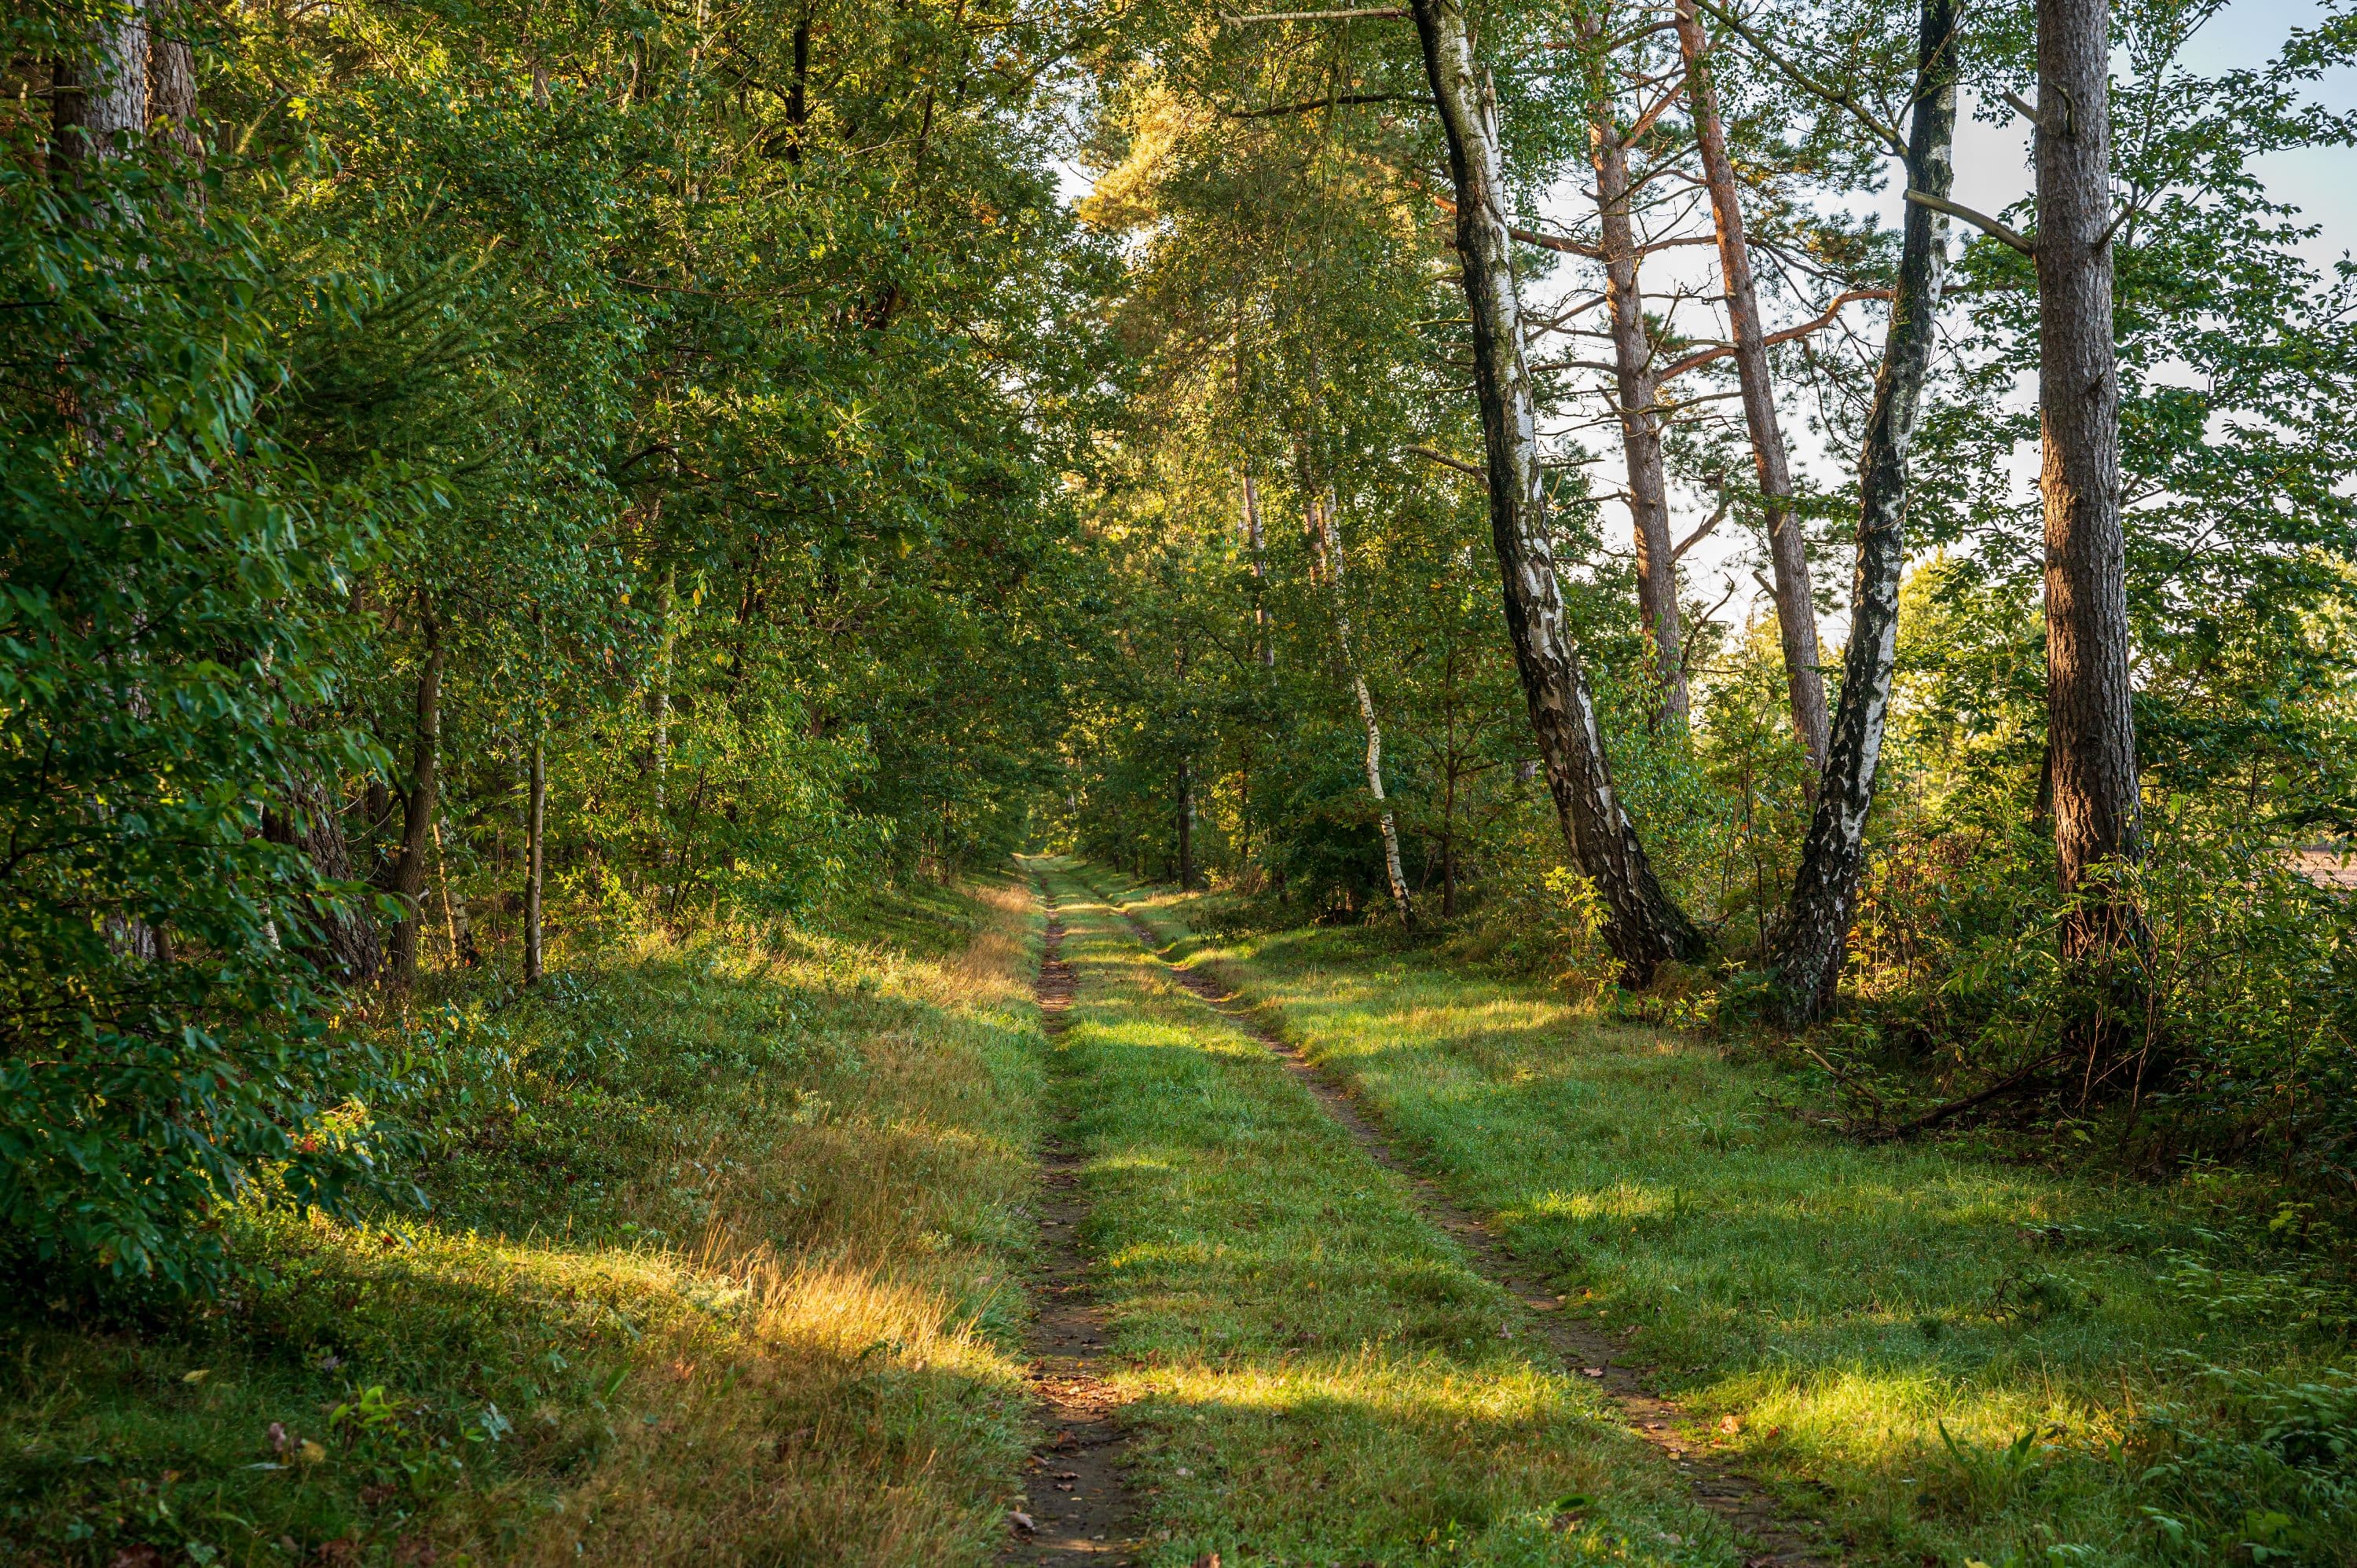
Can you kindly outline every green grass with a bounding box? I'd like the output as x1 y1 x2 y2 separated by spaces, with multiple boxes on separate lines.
1102 872 2357 1568
1032 858 1739 1568
0 880 1048 1567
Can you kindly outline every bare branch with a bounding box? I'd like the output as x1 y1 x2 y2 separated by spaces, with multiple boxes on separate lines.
1905 189 2034 255
1671 487 1733 561
1618 73 1689 148
1654 288 1893 381
1407 445 1488 485
1222 92 1431 117
1222 6 1406 22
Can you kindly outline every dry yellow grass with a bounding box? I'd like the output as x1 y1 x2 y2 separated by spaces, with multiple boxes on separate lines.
0 879 1049 1568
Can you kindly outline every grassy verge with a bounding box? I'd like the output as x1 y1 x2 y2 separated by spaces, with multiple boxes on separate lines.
1 881 1047 1567
1032 857 1736 1568
1100 873 2357 1568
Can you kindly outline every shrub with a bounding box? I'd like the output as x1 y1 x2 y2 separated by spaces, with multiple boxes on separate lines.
0 124 409 1298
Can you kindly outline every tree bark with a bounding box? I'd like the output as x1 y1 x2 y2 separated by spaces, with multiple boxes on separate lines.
2036 0 2143 962
1771 0 1959 1020
51 2 146 174
526 731 547 984
265 773 383 982
386 611 444 982
1175 758 1195 891
1243 471 1274 670
145 3 201 161
1314 492 1415 927
1579 32 1688 725
1410 0 1701 979
1672 0 1828 771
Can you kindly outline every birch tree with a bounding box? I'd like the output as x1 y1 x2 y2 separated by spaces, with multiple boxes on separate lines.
1766 0 1960 1018
1409 0 1703 976
1314 489 1417 925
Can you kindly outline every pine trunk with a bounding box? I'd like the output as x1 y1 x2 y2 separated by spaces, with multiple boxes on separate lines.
146 2 202 163
1409 0 1700 979
1582 54 1687 725
2036 0 2143 964
1771 0 1959 1019
1672 0 1828 770
51 2 146 174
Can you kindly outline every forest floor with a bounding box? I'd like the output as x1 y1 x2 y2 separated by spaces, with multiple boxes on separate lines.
5 864 2349 1568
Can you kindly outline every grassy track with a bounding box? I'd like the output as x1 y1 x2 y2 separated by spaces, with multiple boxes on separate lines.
1030 858 1739 1568
2 883 1047 1567
1096 871 2355 1567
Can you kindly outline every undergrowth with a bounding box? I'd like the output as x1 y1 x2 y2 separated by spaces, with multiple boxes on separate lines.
0 881 1046 1566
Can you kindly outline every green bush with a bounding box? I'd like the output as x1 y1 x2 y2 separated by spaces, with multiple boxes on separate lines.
0 121 409 1297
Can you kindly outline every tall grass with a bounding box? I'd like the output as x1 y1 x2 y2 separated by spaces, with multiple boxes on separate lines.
0 881 1047 1566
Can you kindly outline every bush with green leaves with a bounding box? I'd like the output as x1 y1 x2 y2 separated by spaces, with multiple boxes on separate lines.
0 106 411 1298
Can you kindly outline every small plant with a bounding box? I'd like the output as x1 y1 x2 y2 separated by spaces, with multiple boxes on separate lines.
1932 1420 2054 1514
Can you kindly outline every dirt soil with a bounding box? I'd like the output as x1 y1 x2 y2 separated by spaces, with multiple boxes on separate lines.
1006 893 1141 1566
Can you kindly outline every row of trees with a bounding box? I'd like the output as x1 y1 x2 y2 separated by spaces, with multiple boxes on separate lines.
1061 0 2356 1134
7 0 2354 1297
4 0 1118 1294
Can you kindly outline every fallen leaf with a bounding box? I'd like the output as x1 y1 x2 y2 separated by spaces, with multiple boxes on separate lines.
1008 1511 1036 1533
1580 1367 1605 1378
1717 1414 1743 1435
298 1439 328 1465
182 1369 210 1384
1191 1555 1221 1568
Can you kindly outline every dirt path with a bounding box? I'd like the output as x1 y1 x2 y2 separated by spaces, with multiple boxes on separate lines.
1007 888 1139 1566
1102 894 1827 1568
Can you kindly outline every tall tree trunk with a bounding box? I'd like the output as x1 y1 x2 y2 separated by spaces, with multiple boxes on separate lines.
1313 492 1416 927
1410 0 1700 979
145 2 200 162
1243 471 1274 670
1175 758 1195 891
1671 0 1828 771
1771 0 1959 1019
51 2 146 175
1580 38 1687 725
386 611 445 982
266 773 384 981
2036 0 2143 963
526 731 547 984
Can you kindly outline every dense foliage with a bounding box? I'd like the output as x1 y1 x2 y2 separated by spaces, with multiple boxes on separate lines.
6 0 2356 1332
3 0 1115 1295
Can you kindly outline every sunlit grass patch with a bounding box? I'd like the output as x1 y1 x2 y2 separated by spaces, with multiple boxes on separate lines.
1117 878 2357 1566
1 879 1047 1566
1031 861 1746 1568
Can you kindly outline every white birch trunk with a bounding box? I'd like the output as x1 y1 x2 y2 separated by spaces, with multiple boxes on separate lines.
1314 491 1414 927
1409 0 1700 976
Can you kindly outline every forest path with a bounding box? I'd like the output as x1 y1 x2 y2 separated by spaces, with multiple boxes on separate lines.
1080 870 1825 1568
1010 883 1141 1565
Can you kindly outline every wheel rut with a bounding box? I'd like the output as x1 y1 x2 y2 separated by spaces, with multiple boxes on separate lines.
1101 892 1829 1568
1007 885 1139 1566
